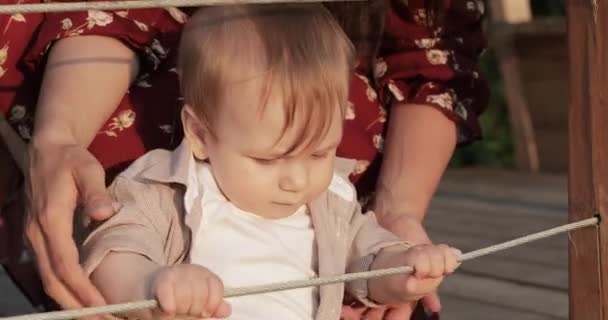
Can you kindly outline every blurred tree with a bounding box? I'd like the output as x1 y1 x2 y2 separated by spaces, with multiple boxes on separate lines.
450 0 565 169
530 0 566 16
450 50 514 168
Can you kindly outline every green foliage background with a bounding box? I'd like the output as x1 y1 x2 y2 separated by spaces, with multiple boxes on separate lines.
449 0 565 168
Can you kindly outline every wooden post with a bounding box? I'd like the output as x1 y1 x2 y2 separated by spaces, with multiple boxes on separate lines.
489 0 539 171
568 0 608 319
493 36 539 172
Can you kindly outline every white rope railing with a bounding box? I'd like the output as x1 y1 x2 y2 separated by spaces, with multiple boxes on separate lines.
0 0 364 14
0 3 596 320
1 216 599 320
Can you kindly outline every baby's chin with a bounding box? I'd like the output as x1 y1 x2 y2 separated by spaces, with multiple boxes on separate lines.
235 201 306 220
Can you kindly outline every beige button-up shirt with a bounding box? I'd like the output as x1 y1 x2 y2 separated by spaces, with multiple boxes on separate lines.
82 141 408 320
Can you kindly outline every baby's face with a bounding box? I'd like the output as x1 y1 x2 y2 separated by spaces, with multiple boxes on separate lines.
202 79 343 219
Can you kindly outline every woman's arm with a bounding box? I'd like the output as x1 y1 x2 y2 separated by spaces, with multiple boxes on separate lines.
372 0 488 240
372 103 456 240
364 1 489 317
25 35 139 309
33 35 139 146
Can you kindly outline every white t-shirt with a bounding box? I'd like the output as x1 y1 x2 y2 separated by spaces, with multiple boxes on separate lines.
188 163 319 320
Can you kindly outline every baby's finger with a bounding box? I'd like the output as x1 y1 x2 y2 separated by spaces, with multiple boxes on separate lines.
427 247 445 278
413 251 431 279
189 277 208 317
403 277 428 301
444 246 462 274
174 279 193 316
155 276 176 317
215 300 232 318
205 276 225 317
405 276 418 294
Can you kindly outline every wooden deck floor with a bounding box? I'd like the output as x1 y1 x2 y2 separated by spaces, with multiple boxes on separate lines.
0 168 570 318
430 169 568 320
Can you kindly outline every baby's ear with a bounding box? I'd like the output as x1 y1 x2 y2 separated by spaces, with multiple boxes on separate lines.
181 105 209 160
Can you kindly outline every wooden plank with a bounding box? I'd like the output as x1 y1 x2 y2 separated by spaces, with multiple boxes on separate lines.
567 0 608 319
439 273 567 318
426 213 567 252
426 204 567 252
426 168 570 292
430 197 567 225
533 129 568 172
489 17 569 172
432 186 567 214
457 258 567 291
427 209 568 290
515 31 569 172
428 226 568 288
440 295 564 320
428 226 567 269
439 169 567 208
516 33 568 130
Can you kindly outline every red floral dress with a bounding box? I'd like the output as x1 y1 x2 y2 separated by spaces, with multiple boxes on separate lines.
0 0 488 302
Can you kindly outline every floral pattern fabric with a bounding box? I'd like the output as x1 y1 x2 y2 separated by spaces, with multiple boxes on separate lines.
0 0 488 265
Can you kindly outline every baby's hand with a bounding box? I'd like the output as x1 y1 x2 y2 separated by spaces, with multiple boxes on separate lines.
370 244 460 304
151 264 231 319
401 244 460 298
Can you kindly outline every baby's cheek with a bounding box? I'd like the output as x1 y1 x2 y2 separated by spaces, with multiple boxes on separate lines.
320 165 336 190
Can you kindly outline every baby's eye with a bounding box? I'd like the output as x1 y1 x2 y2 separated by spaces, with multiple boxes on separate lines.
312 152 329 159
252 157 278 165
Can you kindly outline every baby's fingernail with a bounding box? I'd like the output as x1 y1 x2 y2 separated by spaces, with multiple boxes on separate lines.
451 248 462 258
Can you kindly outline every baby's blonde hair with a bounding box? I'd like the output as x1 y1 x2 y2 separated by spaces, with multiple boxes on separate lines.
178 4 355 152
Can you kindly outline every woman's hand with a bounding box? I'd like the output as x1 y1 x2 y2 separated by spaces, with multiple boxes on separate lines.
25 137 114 309
25 34 138 309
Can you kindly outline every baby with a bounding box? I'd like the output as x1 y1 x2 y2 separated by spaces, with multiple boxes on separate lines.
83 4 460 319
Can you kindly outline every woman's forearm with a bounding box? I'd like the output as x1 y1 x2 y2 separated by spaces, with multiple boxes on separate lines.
33 35 139 147
373 103 457 227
